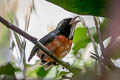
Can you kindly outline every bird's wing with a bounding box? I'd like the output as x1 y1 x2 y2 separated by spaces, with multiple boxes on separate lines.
28 31 58 62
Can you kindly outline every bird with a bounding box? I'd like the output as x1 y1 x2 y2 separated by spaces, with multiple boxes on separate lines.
28 16 80 70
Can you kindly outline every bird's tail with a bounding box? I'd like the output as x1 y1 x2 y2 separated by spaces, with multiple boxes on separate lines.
28 46 39 62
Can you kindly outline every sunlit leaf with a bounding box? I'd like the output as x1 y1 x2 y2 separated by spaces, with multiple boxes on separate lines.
73 27 88 43
27 65 40 77
73 27 90 54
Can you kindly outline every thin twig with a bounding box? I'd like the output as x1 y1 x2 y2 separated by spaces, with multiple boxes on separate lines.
7 1 27 78
80 17 104 75
90 52 102 59
91 56 104 64
10 31 21 62
90 52 104 63
93 16 115 69
80 17 98 55
0 16 75 73
93 17 105 54
24 1 33 32
23 1 34 78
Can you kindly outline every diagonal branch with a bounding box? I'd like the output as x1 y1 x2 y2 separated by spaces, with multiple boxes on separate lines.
81 19 98 55
80 17 102 75
0 16 76 73
93 16 115 70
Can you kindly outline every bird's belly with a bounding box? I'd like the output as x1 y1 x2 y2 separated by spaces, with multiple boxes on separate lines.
37 35 72 62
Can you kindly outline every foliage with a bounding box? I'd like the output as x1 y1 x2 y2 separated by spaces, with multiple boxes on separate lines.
73 27 90 54
0 63 20 75
37 66 50 77
47 0 106 17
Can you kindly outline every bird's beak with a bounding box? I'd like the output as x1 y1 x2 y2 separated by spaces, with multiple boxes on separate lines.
69 16 81 26
68 16 80 39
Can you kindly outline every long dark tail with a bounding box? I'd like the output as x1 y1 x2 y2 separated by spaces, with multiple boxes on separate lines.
28 46 38 62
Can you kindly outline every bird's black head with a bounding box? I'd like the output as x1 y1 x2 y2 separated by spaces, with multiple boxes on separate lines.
56 18 72 30
56 16 80 39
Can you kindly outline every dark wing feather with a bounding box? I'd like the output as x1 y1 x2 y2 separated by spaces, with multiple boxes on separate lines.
28 31 58 62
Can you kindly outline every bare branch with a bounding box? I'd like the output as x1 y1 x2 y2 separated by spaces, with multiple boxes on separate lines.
93 17 115 70
80 17 102 74
80 17 98 55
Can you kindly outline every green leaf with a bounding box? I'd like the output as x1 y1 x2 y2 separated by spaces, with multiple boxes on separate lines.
72 27 98 55
0 63 15 75
27 65 40 77
73 39 90 55
47 0 106 17
72 27 90 54
73 27 88 43
37 66 50 77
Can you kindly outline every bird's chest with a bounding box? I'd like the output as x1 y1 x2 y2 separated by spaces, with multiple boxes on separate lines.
37 35 72 62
